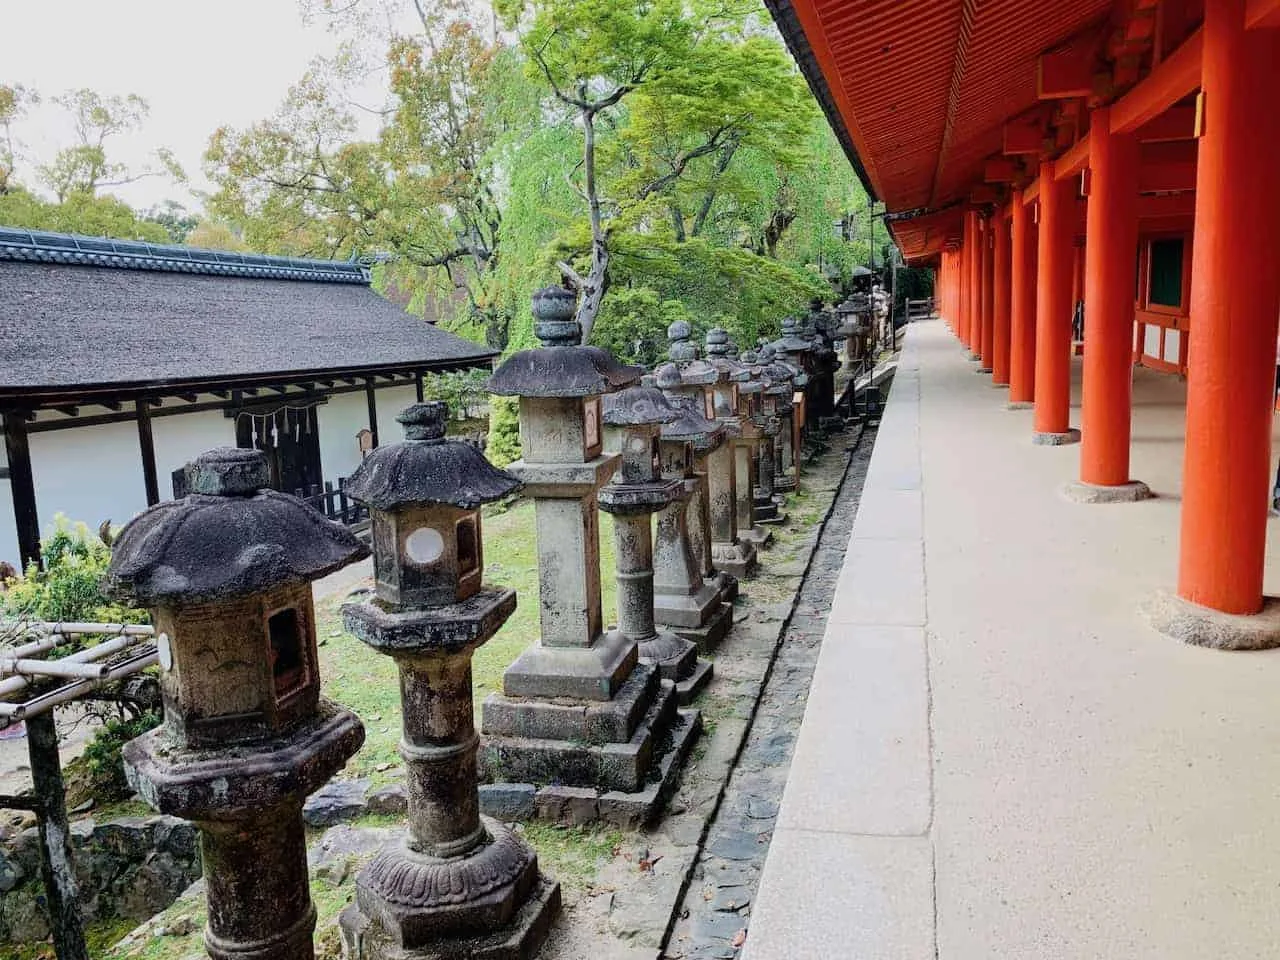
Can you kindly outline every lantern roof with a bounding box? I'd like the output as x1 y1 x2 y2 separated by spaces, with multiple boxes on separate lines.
487 287 641 398
343 402 521 511
104 447 369 605
603 385 681 427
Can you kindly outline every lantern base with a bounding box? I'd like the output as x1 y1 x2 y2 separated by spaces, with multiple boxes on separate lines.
638 628 712 704
481 673 678 794
739 522 775 547
711 539 757 579
481 706 701 829
654 592 732 655
123 700 365 820
340 864 559 960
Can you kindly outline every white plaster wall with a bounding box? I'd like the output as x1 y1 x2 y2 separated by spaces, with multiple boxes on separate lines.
317 392 372 486
316 384 419 485
1164 328 1181 362
1144 324 1162 358
150 409 236 498
25 420 147 566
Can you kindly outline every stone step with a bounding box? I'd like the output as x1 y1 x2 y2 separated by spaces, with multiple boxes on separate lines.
479 680 679 795
481 662 659 745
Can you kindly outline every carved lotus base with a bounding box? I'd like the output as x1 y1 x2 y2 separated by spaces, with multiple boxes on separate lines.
341 870 560 960
342 818 558 955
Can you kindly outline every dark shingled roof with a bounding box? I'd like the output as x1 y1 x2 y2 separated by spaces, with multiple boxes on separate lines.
0 227 496 401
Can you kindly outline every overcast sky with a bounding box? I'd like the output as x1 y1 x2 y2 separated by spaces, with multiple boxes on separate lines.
2 0 396 213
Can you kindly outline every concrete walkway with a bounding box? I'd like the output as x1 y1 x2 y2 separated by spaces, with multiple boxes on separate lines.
746 320 1280 959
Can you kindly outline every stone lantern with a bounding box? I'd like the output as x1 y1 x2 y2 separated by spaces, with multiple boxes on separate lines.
651 366 734 653
602 385 712 703
667 322 756 580
806 300 840 430
705 329 771 546
759 343 802 494
337 403 559 959
835 298 863 374
659 331 740 603
106 447 368 960
479 288 698 826
740 350 786 527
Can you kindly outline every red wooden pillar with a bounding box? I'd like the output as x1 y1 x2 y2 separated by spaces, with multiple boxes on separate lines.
991 210 1012 386
1033 161 1078 442
979 216 995 372
1076 106 1146 497
1175 2 1280 617
1009 189 1037 405
962 212 972 358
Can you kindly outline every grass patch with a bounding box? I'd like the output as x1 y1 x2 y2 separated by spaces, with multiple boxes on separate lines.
518 821 622 891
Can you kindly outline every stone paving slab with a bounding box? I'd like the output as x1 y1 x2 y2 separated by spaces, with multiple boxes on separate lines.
774 625 930 837
741 831 935 960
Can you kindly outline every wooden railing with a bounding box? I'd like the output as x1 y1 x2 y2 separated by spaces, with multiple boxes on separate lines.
294 478 368 527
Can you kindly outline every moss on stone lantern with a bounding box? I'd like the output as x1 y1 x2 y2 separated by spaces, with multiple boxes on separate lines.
105 447 369 960
338 402 559 960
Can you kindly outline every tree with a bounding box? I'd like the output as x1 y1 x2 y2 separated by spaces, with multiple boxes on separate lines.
205 1 539 346
37 89 184 201
144 200 200 243
0 83 38 195
0 187 168 242
510 0 818 342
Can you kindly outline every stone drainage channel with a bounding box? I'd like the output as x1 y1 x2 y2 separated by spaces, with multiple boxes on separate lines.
660 417 876 960
536 395 880 960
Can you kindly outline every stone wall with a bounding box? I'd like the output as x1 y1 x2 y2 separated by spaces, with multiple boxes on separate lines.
0 815 201 943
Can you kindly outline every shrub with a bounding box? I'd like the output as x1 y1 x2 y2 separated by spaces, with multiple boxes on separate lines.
1 515 145 631
486 395 522 468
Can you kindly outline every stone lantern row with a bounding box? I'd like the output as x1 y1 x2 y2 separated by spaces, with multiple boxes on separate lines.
101 287 841 960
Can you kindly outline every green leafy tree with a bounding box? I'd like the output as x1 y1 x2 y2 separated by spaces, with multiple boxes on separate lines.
0 83 38 195
37 89 184 202
508 0 818 341
205 1 540 347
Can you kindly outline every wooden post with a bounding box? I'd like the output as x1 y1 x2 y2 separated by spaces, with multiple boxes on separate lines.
979 215 995 372
4 410 42 570
136 399 160 507
28 712 89 960
365 379 380 449
1033 161 1079 443
1177 0 1280 613
1079 106 1143 490
1009 189 1038 405
991 211 1013 386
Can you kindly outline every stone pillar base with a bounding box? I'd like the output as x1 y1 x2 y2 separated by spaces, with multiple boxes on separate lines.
968 352 982 361
1031 428 1081 446
481 663 700 824
339 849 560 960
1061 479 1152 504
1141 591 1280 651
655 597 732 654
709 570 739 604
740 523 775 546
976 366 993 374
1006 401 1034 410
639 630 712 704
480 703 701 829
712 540 757 579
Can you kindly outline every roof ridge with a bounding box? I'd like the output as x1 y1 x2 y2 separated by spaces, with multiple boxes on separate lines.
0 225 371 285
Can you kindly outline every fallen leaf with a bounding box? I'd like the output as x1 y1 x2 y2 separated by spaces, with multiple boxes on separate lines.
731 929 747 948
